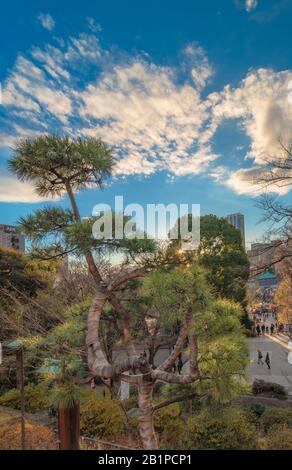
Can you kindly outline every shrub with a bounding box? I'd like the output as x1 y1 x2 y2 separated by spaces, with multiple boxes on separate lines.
0 370 16 396
249 403 266 419
260 408 292 432
261 425 292 450
154 403 186 450
185 406 258 450
49 381 81 409
0 384 48 412
245 403 266 426
252 380 287 399
80 397 127 440
0 421 56 450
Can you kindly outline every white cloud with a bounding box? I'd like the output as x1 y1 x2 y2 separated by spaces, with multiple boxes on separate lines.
1 32 292 202
212 68 292 164
0 36 218 202
78 58 214 175
245 0 258 12
0 175 50 203
37 13 55 31
183 44 214 89
67 34 101 61
209 68 292 194
87 17 102 33
224 167 291 196
2 55 72 124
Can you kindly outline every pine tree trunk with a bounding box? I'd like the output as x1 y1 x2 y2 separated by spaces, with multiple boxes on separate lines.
138 379 159 450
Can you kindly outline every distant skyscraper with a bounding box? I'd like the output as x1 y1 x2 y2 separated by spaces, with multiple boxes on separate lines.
0 224 25 252
226 213 245 248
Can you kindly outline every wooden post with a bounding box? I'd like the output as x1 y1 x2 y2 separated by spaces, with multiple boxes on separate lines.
16 348 25 450
58 402 80 450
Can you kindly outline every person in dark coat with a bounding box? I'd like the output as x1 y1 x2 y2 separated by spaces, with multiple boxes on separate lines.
261 324 266 335
265 352 271 370
257 350 264 366
270 324 275 335
266 325 269 334
256 324 261 336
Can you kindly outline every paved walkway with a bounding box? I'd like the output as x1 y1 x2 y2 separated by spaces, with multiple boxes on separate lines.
248 335 292 395
113 331 292 395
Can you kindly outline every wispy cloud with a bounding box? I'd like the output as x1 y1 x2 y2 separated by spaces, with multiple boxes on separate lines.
209 67 292 195
1 31 292 202
87 17 102 33
0 174 51 203
245 0 258 12
37 13 55 31
1 34 216 182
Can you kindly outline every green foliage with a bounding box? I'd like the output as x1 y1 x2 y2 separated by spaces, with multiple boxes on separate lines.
198 215 249 306
26 300 91 378
9 136 157 259
0 248 44 299
154 403 186 449
142 265 210 326
64 299 92 320
144 266 248 403
194 298 249 402
196 298 243 338
19 207 74 242
0 383 48 412
252 380 287 399
19 208 156 262
0 371 16 396
9 135 115 196
260 408 292 432
198 336 249 403
168 213 249 323
46 318 85 349
80 396 127 439
185 406 258 450
0 248 59 341
49 382 81 409
249 403 266 420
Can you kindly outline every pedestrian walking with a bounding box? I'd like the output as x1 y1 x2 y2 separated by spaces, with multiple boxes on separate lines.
265 352 271 370
266 325 269 334
270 324 275 335
261 324 266 335
256 324 261 336
257 350 264 366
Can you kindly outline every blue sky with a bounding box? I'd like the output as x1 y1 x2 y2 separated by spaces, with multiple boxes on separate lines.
1 0 292 246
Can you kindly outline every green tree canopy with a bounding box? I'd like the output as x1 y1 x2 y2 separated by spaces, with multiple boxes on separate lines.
0 248 44 299
169 214 249 305
198 214 249 305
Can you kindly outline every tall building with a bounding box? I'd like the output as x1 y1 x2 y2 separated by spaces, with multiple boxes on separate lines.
0 224 25 252
226 213 245 248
